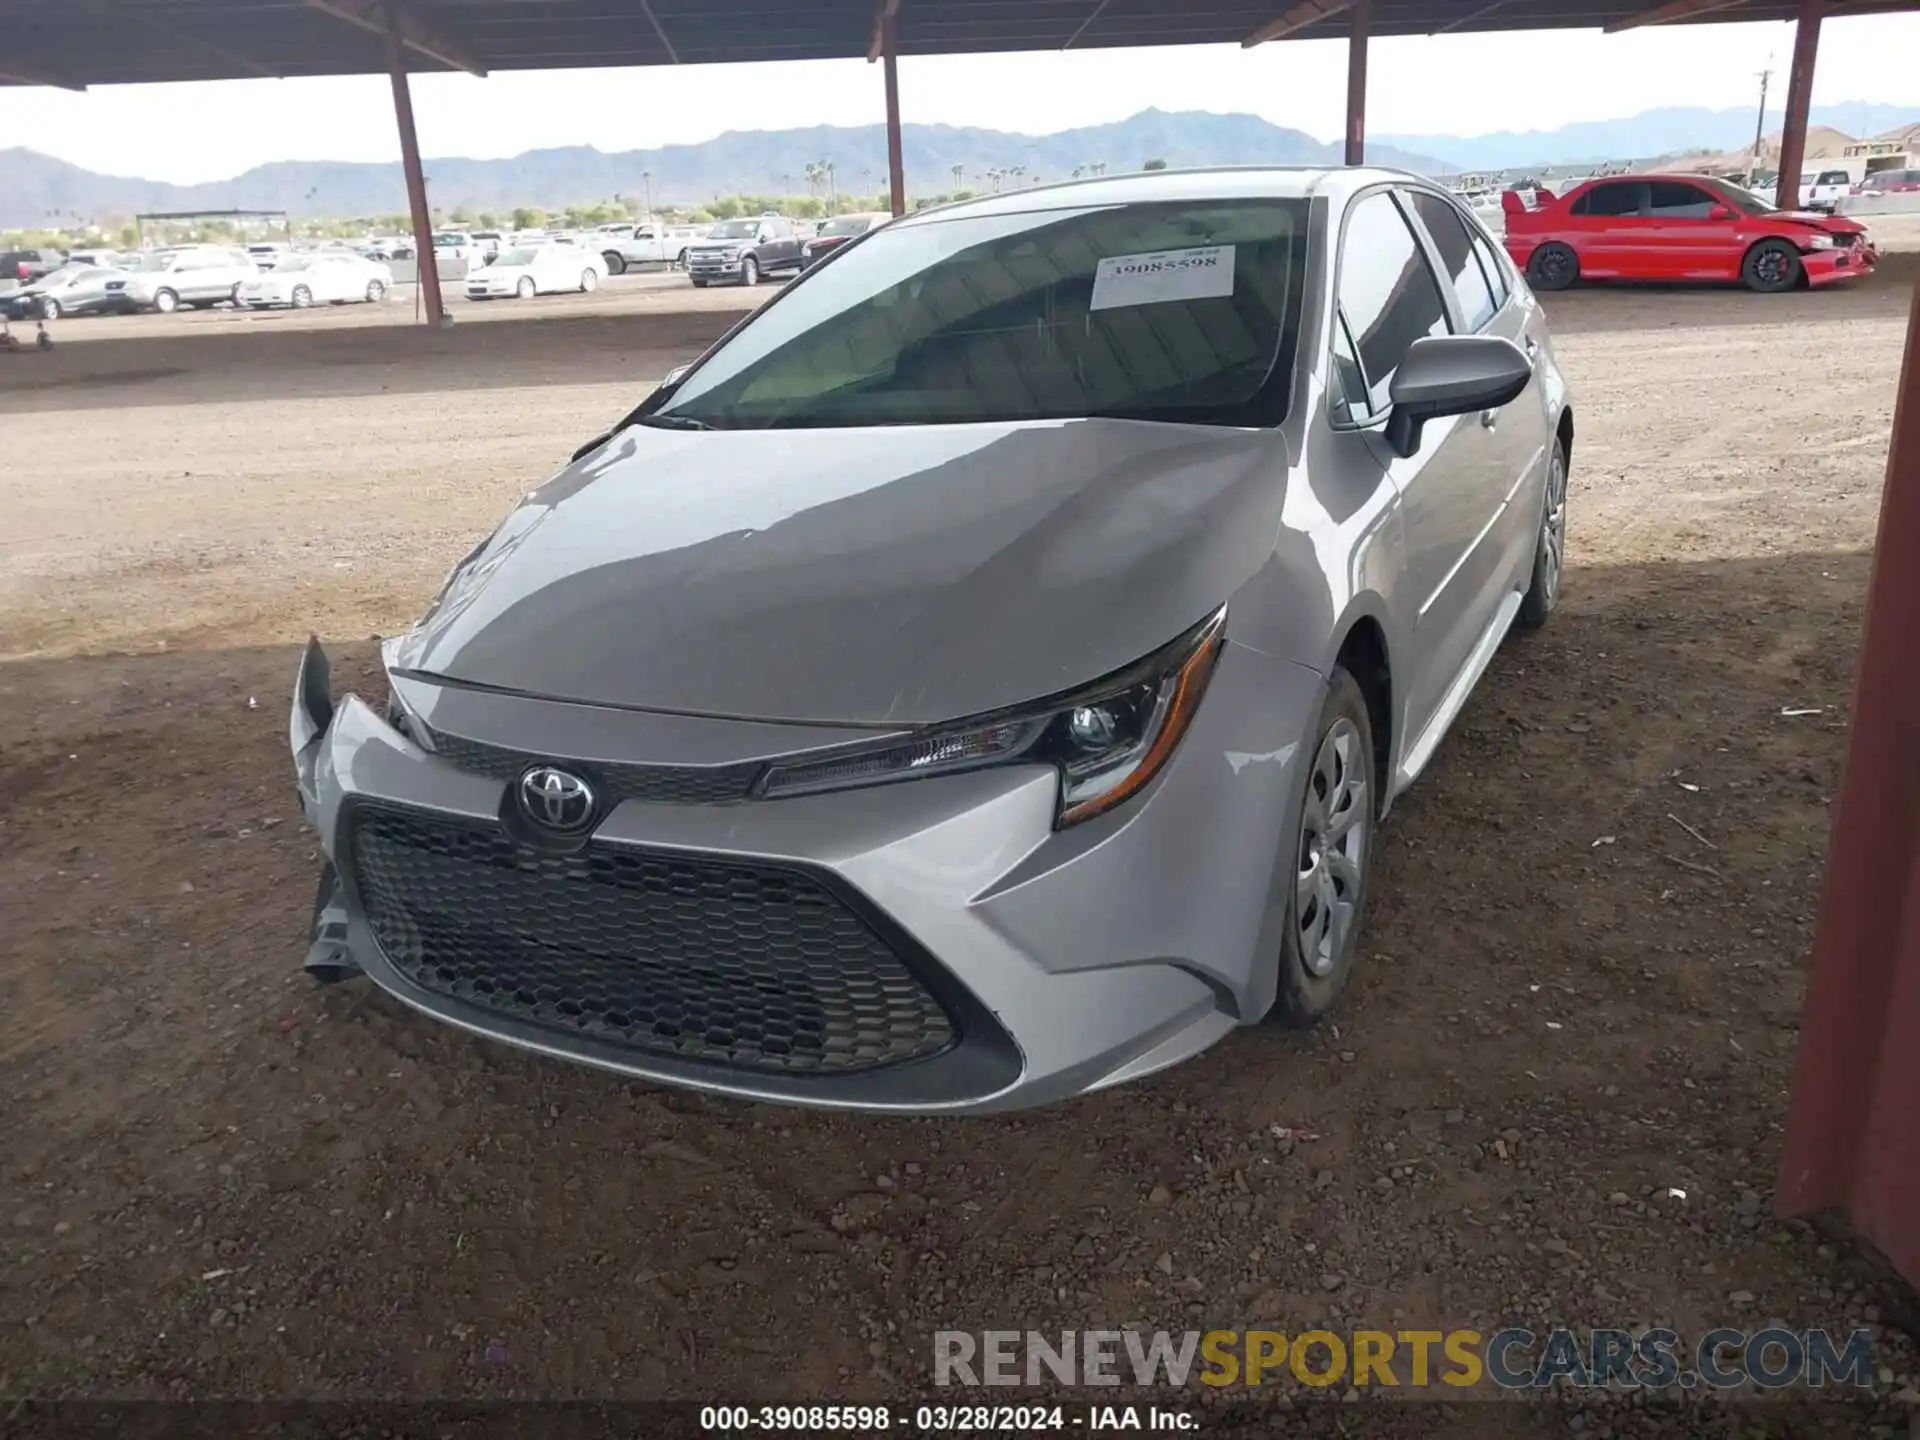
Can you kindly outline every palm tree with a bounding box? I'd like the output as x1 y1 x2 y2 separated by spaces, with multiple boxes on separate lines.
950 163 964 191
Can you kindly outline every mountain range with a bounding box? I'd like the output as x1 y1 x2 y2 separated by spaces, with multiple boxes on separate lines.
1381 102 1920 171
0 110 1442 227
5 102 1916 228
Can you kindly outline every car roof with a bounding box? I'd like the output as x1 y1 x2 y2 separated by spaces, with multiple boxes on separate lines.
888 165 1431 231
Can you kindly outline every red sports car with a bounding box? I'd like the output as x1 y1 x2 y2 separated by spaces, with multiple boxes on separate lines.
1501 174 1875 293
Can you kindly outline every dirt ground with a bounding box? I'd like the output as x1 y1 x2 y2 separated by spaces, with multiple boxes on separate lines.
4 229 1920 1432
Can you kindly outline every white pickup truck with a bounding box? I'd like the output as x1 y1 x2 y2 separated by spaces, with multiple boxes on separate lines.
1802 168 1856 212
595 222 709 274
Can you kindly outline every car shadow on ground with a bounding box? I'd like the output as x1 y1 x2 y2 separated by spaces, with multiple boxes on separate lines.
0 546 1905 1412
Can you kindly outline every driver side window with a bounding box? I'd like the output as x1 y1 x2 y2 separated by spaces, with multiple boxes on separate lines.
1335 191 1452 419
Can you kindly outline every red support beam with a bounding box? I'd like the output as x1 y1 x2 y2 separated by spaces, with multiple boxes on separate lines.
1603 0 1749 33
883 4 906 217
384 0 445 327
1774 0 1823 211
1243 0 1349 47
1344 0 1369 166
1777 274 1920 1294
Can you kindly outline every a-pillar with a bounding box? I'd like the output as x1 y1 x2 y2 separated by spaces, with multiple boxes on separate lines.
883 6 906 217
1774 0 1824 211
384 0 445 326
1344 0 1370 166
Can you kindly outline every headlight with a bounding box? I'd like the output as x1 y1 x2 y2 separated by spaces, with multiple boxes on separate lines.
1804 234 1835 250
757 607 1226 828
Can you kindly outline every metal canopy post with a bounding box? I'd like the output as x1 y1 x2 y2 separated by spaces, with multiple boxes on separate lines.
384 0 445 326
883 5 906 216
1774 0 1823 211
1776 274 1920 1293
1344 0 1370 166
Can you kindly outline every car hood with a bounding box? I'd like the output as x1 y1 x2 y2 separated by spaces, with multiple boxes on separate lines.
1772 210 1867 236
389 419 1287 726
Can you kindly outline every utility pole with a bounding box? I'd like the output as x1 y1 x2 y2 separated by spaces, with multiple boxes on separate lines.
1746 60 1772 187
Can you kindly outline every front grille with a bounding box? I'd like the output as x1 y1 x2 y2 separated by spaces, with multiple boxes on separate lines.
347 804 957 1075
427 728 761 806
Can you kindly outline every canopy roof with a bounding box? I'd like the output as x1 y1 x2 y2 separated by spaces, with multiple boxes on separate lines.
8 0 1919 90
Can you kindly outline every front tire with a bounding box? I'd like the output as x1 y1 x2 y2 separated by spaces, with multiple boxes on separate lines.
1527 242 1579 292
291 285 313 309
38 296 60 320
365 280 387 303
674 247 688 269
580 268 598 293
1268 668 1376 1028
152 288 179 313
1516 439 1568 631
603 252 626 275
516 277 536 299
741 256 760 287
1742 238 1802 293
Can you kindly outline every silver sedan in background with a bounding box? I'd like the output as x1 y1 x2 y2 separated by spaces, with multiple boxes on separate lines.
292 167 1573 1113
3 263 126 319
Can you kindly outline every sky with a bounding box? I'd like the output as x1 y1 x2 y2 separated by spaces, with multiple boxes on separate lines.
3 15 1919 185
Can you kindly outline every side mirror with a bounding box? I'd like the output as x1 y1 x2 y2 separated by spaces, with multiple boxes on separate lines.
1708 204 1734 220
1383 334 1532 459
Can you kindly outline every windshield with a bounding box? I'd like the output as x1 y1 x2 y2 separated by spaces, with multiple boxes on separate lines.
1696 177 1777 214
705 220 761 240
273 256 320 272
494 247 540 266
132 252 179 272
651 198 1308 432
818 216 873 237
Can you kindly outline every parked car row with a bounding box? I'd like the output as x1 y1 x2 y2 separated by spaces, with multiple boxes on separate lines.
2 244 394 319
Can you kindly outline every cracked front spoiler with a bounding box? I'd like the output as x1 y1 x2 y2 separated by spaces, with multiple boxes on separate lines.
291 638 364 983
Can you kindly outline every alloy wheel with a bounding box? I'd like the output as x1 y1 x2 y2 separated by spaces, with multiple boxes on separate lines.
1541 450 1568 605
1755 249 1791 286
1296 718 1369 979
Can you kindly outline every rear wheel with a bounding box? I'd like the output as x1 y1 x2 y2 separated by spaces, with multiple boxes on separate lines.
1742 238 1802 293
1268 667 1376 1028
741 256 760 287
1527 242 1579 292
516 276 536 299
603 251 626 275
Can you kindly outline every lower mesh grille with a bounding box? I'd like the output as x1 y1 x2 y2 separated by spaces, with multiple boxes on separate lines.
346 804 957 1075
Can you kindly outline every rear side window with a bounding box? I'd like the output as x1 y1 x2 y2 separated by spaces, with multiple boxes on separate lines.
1645 182 1715 218
1571 182 1642 217
1336 192 1452 417
1406 191 1499 332
1469 229 1510 308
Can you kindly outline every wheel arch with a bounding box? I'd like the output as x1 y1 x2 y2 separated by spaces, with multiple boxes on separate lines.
1326 603 1395 808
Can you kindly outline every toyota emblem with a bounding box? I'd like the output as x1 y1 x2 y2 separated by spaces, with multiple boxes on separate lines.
517 766 596 834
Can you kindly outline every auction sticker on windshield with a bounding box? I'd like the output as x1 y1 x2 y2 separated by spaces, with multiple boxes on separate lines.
1089 245 1236 312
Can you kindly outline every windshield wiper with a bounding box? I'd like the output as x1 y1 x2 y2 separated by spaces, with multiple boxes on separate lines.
636 413 714 431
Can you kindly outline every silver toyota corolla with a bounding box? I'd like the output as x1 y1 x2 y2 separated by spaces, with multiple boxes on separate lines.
292 167 1572 1113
